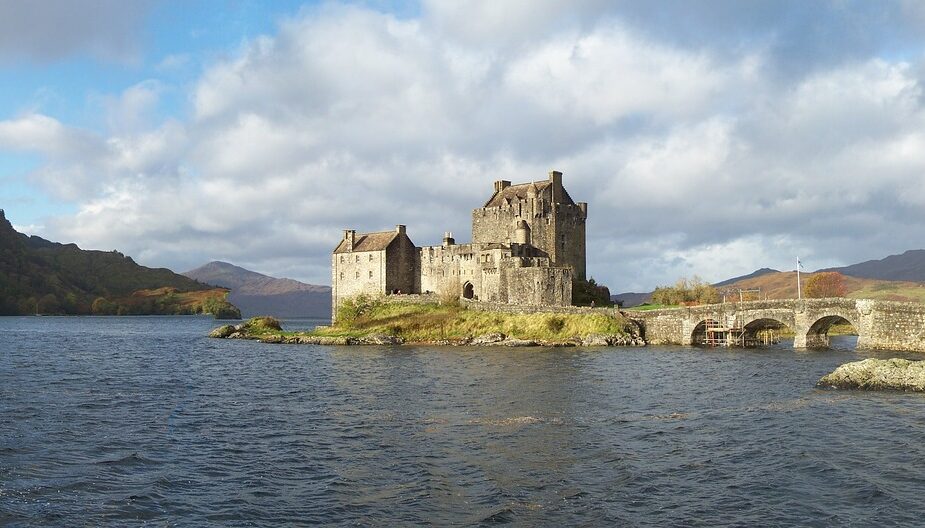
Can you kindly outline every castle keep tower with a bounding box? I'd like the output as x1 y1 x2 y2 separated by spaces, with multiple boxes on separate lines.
471 171 587 280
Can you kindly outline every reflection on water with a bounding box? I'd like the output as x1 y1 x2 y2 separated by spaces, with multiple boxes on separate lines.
1 317 925 526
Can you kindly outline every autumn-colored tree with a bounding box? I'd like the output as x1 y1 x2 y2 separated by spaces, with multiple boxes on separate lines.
804 272 848 298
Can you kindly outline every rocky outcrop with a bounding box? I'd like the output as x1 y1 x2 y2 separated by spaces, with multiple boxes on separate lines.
818 358 925 392
209 325 237 338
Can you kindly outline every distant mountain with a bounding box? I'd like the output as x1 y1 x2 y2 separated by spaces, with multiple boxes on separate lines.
0 210 237 316
713 268 779 287
183 261 331 318
611 291 652 307
709 270 925 304
823 250 925 282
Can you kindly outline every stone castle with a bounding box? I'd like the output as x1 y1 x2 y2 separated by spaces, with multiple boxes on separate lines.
331 171 587 318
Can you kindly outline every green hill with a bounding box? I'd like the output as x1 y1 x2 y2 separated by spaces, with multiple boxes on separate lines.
0 209 240 317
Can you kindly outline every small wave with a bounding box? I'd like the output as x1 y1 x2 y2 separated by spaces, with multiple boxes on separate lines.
472 506 515 524
467 416 550 427
95 452 159 467
651 412 688 420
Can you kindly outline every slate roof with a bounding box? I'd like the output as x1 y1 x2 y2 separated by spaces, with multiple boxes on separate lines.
333 231 399 254
482 180 576 207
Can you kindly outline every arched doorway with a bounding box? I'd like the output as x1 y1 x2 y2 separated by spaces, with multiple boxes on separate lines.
804 315 858 349
462 282 474 299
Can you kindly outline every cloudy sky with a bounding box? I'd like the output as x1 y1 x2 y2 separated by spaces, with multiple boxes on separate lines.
2 0 925 292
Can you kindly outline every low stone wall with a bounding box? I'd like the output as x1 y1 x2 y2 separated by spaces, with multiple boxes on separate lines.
460 298 622 317
380 293 441 305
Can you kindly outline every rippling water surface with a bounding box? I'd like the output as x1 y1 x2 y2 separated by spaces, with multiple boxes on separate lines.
2 316 925 526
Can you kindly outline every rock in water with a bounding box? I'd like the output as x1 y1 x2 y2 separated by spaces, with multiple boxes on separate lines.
581 334 611 347
209 325 236 338
818 358 925 392
471 333 506 345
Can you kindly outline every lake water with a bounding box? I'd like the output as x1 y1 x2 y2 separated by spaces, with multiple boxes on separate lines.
2 316 925 526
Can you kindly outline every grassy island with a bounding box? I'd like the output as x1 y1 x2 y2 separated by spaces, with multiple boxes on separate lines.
211 297 644 347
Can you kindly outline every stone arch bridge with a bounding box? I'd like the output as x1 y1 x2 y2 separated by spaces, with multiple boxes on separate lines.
628 298 925 351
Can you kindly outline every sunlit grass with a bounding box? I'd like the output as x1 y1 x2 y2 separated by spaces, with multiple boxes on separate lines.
310 301 629 342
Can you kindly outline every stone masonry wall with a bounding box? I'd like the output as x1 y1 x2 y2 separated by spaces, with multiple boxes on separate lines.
553 203 587 280
331 249 387 319
385 234 418 295
419 243 482 297
503 267 572 306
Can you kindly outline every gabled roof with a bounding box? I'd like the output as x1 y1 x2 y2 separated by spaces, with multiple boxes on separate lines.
482 180 576 207
333 231 399 254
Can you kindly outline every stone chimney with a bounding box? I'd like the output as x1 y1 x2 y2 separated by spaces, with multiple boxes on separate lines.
494 180 511 193
343 229 356 251
442 231 455 247
549 170 562 203
396 224 406 235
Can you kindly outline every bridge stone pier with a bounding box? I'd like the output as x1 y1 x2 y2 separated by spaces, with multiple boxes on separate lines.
628 298 925 352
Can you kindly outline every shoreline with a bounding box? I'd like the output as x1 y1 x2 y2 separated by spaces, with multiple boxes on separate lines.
209 307 646 347
211 327 646 347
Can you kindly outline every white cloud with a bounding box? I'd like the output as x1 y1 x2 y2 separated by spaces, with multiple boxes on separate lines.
8 4 925 291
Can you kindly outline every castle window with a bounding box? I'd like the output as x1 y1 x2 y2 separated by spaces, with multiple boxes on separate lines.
355 271 359 279
340 256 344 263
369 270 373 279
369 254 373 262
355 255 360 263
340 272 344 280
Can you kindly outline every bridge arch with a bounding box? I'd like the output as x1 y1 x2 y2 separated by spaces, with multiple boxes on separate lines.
742 317 792 346
690 319 720 346
803 313 858 349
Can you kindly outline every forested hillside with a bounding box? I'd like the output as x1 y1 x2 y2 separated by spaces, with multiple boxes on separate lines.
0 210 239 316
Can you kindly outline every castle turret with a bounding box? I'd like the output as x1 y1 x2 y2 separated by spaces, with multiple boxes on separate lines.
513 220 531 245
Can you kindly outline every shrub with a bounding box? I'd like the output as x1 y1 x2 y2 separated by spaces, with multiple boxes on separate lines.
651 276 718 306
336 294 380 326
242 316 282 333
546 316 566 333
439 282 461 307
572 277 612 306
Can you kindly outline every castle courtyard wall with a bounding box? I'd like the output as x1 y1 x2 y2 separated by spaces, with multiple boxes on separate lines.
503 267 572 306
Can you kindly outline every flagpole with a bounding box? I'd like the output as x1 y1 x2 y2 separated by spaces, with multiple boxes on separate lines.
797 257 802 300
